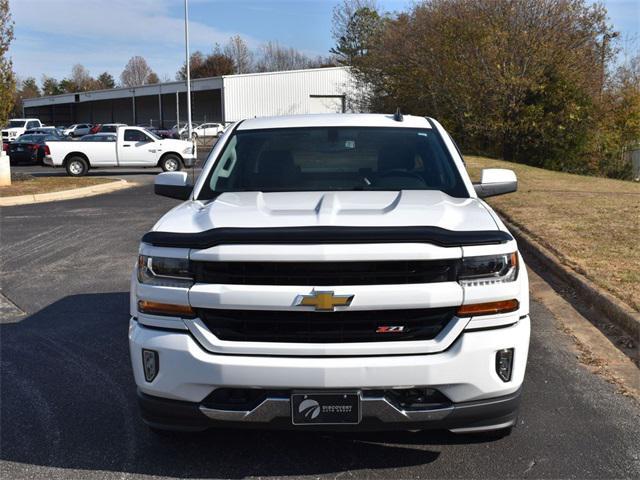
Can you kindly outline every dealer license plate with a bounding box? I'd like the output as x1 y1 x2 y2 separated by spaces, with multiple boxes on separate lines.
291 392 360 425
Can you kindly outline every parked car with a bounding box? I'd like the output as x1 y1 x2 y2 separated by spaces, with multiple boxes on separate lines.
8 133 55 165
146 126 177 139
192 122 225 139
2 118 42 144
23 127 68 139
79 133 117 142
130 113 529 437
171 122 200 139
63 124 93 138
44 126 196 176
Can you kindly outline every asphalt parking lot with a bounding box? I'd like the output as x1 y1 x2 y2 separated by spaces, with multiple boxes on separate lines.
1 169 639 478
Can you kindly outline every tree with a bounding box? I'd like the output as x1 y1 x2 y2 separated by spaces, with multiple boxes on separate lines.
597 54 640 177
176 47 234 79
96 72 115 89
59 78 76 93
255 41 312 72
20 77 40 98
342 0 619 176
42 76 63 96
146 71 160 84
331 0 383 65
120 56 154 87
70 63 94 91
224 35 253 74
0 0 15 125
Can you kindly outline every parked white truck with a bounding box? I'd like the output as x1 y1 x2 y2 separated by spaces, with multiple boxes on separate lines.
44 126 197 176
2 118 43 144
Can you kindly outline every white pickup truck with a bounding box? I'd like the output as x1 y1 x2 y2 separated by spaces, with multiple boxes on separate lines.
130 113 530 437
44 126 197 176
2 118 43 144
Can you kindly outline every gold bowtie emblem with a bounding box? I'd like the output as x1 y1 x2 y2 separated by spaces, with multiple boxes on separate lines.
295 291 354 312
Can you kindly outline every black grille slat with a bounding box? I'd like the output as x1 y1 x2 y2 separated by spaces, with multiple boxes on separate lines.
192 260 456 286
198 308 455 343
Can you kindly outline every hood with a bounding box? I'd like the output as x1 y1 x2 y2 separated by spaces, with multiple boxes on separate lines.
152 190 499 234
158 138 192 149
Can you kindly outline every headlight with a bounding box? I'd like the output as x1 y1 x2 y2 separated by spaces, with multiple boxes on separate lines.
183 147 192 154
137 255 193 287
458 252 518 286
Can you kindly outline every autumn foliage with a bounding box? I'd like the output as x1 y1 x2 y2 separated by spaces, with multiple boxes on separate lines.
335 0 640 179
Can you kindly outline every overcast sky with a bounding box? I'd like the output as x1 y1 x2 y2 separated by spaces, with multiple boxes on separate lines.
7 0 640 84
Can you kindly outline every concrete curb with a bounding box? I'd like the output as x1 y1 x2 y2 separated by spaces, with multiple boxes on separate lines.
500 211 640 339
0 179 132 207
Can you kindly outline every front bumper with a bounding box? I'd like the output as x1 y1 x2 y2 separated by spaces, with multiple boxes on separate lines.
138 386 522 432
182 152 197 167
129 316 529 430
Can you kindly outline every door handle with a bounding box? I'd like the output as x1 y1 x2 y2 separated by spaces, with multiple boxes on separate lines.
123 145 130 147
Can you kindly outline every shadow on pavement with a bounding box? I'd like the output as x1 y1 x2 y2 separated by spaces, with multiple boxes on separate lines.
0 292 503 478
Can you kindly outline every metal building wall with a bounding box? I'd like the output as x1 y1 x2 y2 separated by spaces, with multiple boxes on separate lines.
222 67 353 123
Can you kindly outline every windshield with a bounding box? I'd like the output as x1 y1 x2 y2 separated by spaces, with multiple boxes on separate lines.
8 121 26 128
198 127 468 199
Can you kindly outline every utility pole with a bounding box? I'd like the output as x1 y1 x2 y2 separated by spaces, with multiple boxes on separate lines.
184 0 193 141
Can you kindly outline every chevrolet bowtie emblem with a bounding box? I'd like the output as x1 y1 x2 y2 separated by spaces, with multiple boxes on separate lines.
295 290 354 312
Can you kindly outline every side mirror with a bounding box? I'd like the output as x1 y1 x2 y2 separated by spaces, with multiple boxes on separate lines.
154 172 192 200
473 168 517 198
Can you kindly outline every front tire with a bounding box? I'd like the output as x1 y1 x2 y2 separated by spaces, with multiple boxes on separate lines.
65 156 89 176
160 154 182 172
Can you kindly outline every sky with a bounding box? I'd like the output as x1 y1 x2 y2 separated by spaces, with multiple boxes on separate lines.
7 0 640 84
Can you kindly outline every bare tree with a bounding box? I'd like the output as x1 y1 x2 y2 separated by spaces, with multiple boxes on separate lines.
224 35 253 74
120 56 154 87
255 41 312 72
70 64 95 91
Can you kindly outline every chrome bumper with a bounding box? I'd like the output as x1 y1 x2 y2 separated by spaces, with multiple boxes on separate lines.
200 395 454 423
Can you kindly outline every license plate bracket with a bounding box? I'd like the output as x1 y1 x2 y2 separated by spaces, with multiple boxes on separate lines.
291 392 361 425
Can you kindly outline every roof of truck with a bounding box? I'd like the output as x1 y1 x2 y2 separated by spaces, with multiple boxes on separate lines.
237 113 433 131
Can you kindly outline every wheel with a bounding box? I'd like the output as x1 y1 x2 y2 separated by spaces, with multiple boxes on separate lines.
160 154 182 172
65 156 89 176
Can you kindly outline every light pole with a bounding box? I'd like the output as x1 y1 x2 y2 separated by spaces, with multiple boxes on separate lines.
184 0 193 141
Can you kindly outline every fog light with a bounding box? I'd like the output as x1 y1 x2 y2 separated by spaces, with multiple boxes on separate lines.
496 348 514 382
142 349 159 382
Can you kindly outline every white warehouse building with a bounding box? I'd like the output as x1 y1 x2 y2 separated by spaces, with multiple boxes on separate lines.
22 67 354 127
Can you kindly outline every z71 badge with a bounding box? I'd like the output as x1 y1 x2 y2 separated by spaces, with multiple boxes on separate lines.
376 326 406 333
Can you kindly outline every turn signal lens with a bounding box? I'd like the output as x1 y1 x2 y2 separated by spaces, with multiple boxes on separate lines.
456 299 519 317
137 300 195 318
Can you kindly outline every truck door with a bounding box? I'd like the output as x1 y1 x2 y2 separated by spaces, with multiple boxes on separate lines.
119 129 159 166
